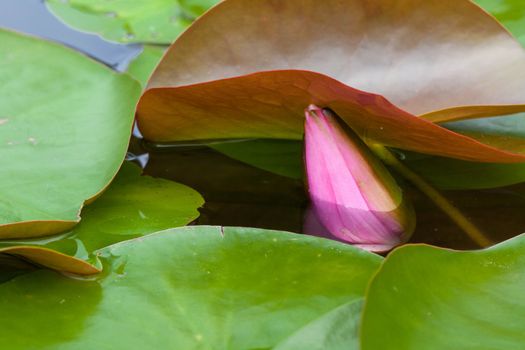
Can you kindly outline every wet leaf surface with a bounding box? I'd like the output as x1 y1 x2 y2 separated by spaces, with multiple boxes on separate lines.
0 226 381 349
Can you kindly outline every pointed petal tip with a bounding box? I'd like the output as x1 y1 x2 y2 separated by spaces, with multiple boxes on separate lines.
304 108 415 250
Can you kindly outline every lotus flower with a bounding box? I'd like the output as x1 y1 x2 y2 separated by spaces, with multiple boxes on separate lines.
304 106 414 251
137 0 525 249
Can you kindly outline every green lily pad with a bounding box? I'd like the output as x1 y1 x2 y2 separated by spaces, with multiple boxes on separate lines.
126 45 166 87
0 226 381 349
274 299 363 350
444 113 525 154
0 162 204 274
476 0 525 46
403 113 525 189
403 154 525 190
361 234 525 350
0 29 141 238
46 0 220 44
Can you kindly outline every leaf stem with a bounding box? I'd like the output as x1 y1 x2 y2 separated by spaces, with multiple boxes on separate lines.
368 144 493 248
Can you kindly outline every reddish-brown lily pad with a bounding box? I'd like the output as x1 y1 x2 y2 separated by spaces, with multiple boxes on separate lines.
137 0 525 163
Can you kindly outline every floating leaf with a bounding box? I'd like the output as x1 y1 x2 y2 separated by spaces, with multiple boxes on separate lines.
46 0 220 44
0 226 381 349
404 113 525 189
361 234 525 349
0 29 141 238
0 162 203 274
274 299 363 350
137 0 525 163
403 154 525 190
0 247 98 275
210 112 525 190
126 45 166 87
444 113 525 154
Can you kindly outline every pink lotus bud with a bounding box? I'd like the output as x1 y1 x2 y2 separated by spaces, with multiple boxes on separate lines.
304 106 415 252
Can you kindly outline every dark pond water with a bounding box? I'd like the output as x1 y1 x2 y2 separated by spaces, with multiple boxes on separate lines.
3 1 525 253
133 137 525 251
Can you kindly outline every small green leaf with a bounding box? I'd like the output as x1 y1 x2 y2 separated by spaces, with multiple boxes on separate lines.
46 0 220 44
443 113 525 154
0 226 381 349
403 113 525 190
0 29 141 238
403 154 525 190
361 235 525 349
0 162 204 274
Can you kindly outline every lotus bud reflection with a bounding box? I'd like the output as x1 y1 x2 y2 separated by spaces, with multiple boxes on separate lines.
304 105 415 252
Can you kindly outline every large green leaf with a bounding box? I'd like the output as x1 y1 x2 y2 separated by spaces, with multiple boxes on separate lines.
0 226 381 349
476 0 525 46
0 29 141 238
361 234 525 350
46 0 220 44
0 162 203 274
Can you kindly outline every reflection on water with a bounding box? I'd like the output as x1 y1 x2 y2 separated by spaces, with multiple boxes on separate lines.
411 183 525 249
139 138 525 251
